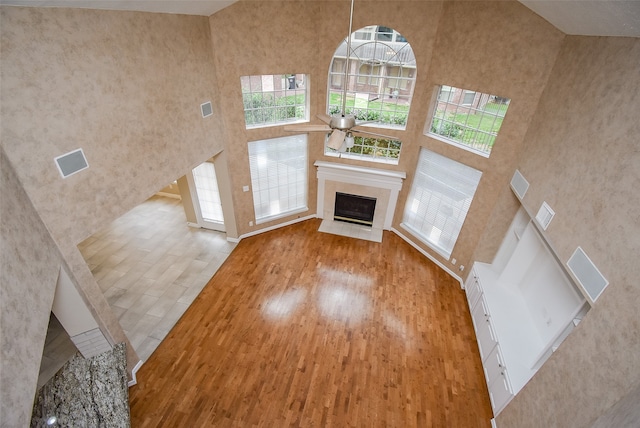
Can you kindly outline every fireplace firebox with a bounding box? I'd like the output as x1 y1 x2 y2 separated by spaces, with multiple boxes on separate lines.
334 192 376 226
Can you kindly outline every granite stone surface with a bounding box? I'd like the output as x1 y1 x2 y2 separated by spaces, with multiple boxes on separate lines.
31 343 129 428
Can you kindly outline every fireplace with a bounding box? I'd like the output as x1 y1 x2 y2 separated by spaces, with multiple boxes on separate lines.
314 161 406 232
334 192 377 226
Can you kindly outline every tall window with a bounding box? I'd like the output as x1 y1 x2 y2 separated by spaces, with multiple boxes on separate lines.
401 148 482 259
327 25 417 129
427 85 510 157
248 135 308 224
241 74 308 128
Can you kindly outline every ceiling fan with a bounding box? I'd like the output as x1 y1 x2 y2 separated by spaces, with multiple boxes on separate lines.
284 0 396 151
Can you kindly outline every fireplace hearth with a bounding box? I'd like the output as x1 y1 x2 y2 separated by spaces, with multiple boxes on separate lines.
314 161 406 239
334 192 377 226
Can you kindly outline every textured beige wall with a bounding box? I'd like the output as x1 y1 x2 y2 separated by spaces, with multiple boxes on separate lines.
3 0 636 425
208 0 563 275
212 151 239 238
1 6 227 423
177 175 198 223
397 0 565 272
1 149 61 426
1 7 225 245
208 0 445 235
591 381 640 428
207 0 563 269
496 36 640 427
209 1 324 234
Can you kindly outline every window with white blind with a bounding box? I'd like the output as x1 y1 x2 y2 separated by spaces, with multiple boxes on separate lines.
401 148 482 259
248 135 308 224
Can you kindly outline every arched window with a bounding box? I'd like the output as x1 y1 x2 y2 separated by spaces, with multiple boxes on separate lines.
327 25 416 130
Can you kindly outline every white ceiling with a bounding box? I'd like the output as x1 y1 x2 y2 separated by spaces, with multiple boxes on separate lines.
0 0 639 37
518 0 640 37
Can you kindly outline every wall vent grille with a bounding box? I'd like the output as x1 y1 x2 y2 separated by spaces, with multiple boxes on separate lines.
510 169 529 200
535 201 555 230
567 246 608 303
201 101 213 118
55 148 89 178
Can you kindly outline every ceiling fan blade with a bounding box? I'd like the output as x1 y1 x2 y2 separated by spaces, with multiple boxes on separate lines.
284 124 331 132
317 113 332 124
327 129 347 150
351 127 399 141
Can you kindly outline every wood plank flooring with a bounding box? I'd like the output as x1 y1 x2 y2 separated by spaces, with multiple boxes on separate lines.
128 219 492 427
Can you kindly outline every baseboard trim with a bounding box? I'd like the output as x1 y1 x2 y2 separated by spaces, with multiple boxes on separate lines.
127 360 144 387
186 222 201 229
391 227 463 287
491 418 498 428
238 215 317 241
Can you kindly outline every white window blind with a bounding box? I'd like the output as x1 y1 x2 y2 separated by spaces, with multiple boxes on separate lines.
401 148 482 259
192 162 224 223
248 135 308 224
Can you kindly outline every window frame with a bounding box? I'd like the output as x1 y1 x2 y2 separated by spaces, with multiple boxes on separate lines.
327 25 417 131
401 148 482 259
248 135 309 224
241 74 309 129
324 134 402 165
426 84 510 158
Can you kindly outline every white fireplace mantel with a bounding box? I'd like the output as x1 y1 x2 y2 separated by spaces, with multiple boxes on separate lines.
314 161 406 230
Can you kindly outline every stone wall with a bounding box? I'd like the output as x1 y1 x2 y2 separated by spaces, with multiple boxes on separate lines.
31 343 129 427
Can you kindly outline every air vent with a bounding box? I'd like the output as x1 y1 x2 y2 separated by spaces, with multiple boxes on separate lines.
510 169 529 200
201 101 213 118
535 201 555 230
567 246 609 302
54 148 89 178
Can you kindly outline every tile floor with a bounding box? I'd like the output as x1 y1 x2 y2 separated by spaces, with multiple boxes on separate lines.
40 199 376 382
78 195 236 362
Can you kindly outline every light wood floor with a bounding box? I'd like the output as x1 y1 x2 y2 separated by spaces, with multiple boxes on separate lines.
129 219 493 427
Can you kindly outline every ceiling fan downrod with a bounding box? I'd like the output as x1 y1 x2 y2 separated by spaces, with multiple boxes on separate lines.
340 0 355 118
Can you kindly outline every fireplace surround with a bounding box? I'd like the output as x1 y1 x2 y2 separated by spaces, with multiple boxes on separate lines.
314 161 406 232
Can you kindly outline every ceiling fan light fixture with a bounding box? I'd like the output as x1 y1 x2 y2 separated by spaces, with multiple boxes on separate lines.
345 132 355 148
